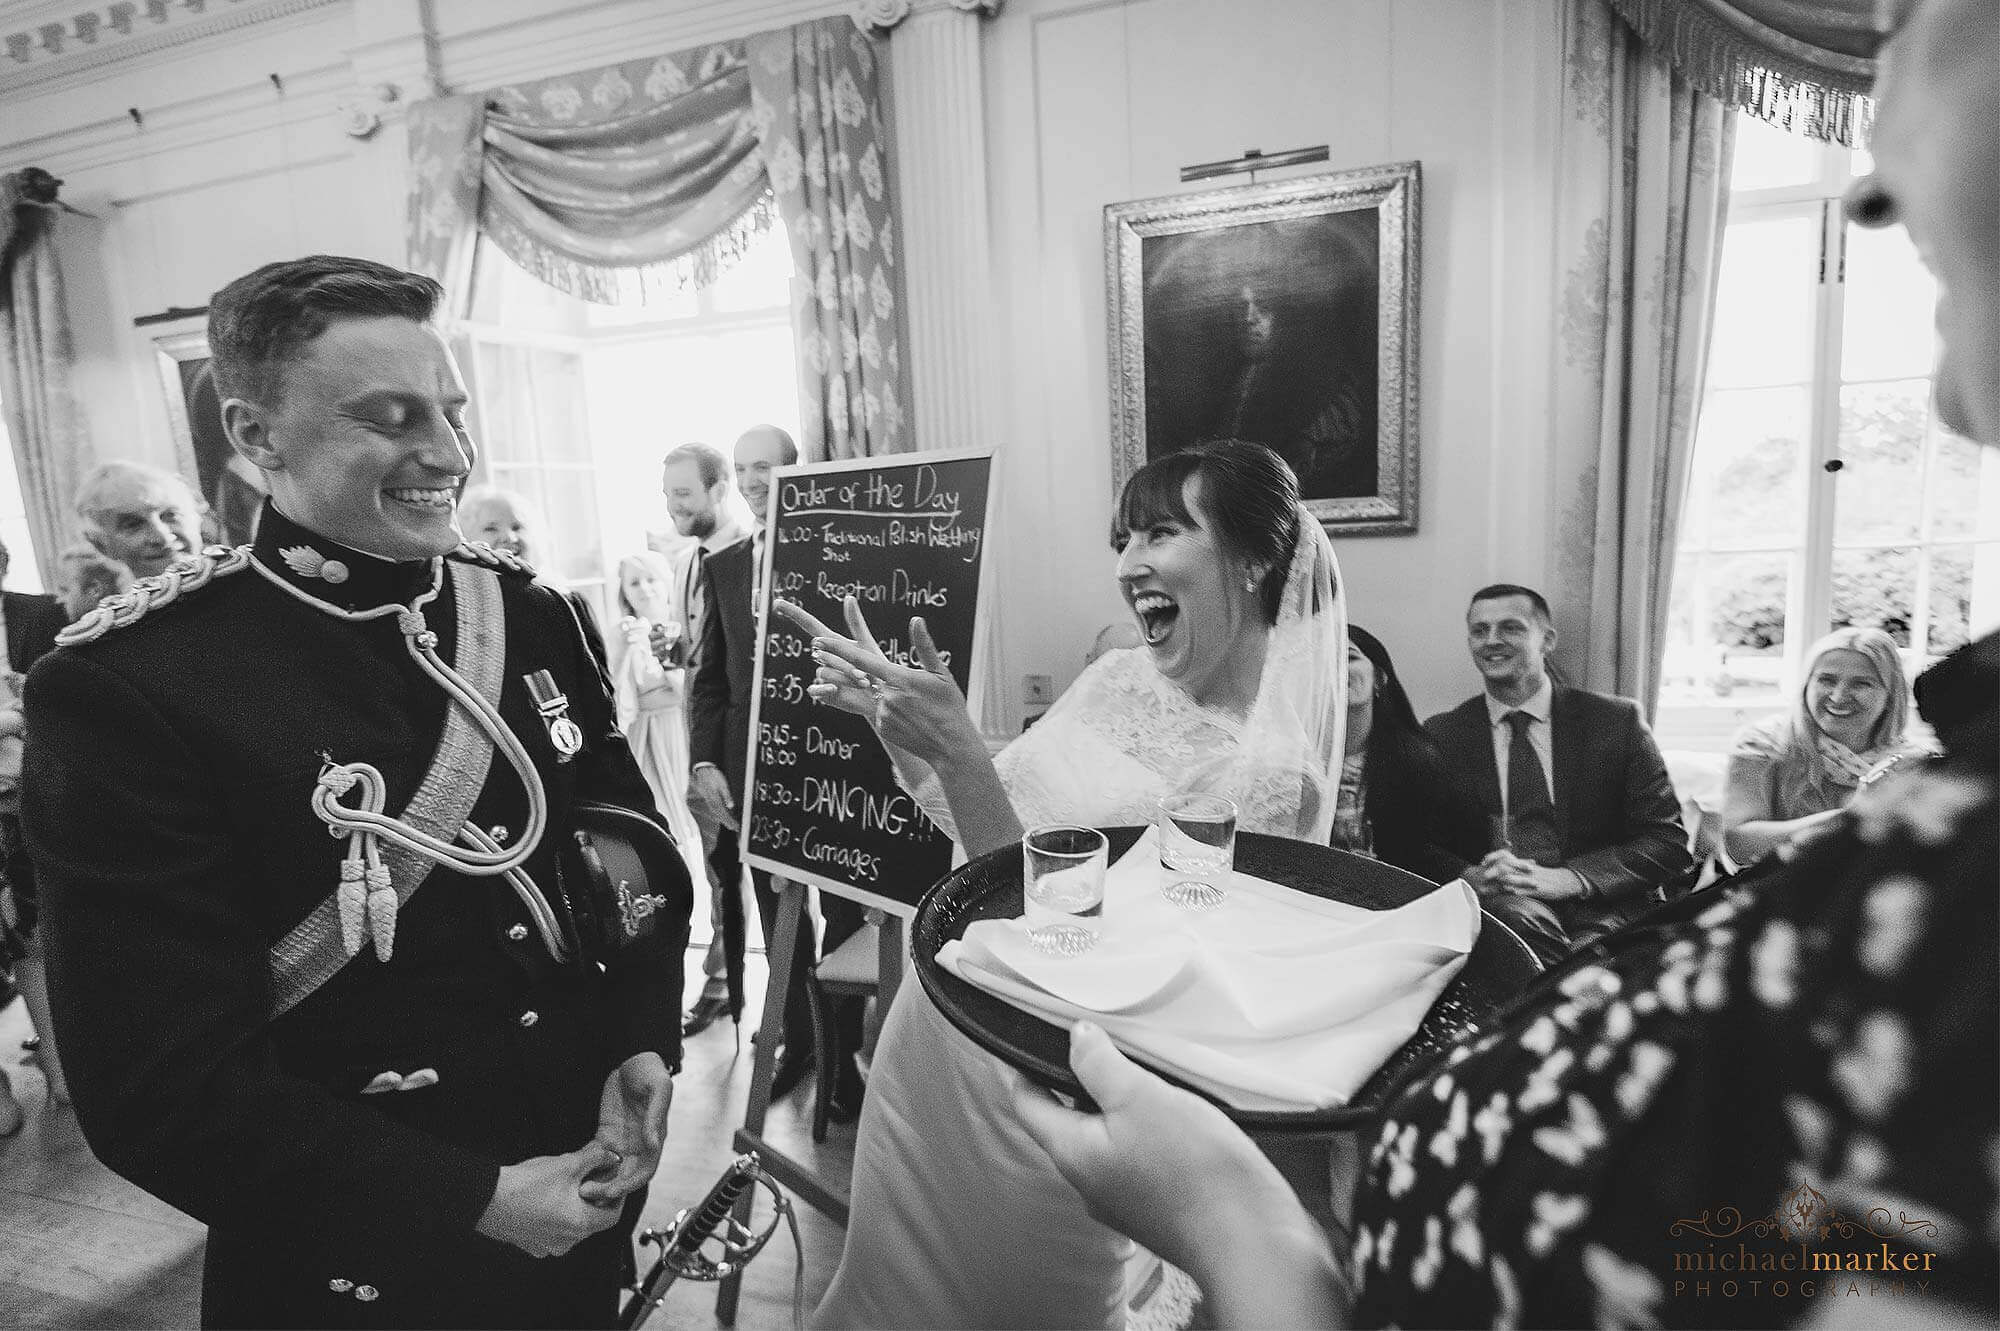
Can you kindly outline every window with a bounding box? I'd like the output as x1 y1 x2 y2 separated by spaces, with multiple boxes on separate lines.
455 212 800 624
1657 113 2000 754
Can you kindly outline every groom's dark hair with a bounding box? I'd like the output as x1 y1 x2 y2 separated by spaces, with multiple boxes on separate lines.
1112 439 1300 624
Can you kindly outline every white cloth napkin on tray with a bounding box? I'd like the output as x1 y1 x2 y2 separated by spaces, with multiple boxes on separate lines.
936 827 1481 1113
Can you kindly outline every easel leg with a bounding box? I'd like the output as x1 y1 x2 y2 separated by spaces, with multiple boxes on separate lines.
717 877 806 1324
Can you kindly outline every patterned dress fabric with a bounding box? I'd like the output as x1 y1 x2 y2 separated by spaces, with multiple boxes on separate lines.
1350 630 1999 1328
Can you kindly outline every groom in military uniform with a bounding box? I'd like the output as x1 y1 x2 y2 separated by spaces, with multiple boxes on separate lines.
24 256 690 1329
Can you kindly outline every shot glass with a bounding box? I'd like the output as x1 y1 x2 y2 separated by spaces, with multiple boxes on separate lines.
1157 793 1237 910
1022 825 1108 957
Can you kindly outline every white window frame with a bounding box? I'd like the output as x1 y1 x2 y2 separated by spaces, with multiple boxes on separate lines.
1680 127 1998 717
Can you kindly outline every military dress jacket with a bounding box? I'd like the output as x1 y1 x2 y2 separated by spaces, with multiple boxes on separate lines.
22 506 690 1330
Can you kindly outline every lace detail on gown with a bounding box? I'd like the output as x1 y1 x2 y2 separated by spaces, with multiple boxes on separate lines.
898 647 1322 842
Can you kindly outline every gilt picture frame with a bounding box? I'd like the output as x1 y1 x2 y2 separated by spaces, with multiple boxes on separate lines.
1106 161 1421 535
150 314 265 547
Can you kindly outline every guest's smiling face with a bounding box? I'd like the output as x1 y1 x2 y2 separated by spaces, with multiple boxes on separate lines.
1806 647 1888 747
464 495 532 561
1851 0 2000 445
620 561 670 621
1115 476 1262 705
90 475 203 578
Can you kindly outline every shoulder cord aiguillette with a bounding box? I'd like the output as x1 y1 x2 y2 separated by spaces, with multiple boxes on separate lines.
250 556 566 963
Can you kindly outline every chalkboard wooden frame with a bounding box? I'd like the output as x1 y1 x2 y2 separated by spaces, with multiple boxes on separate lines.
740 448 996 917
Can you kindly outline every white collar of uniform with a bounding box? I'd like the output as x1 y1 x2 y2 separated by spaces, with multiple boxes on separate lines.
1485 674 1553 729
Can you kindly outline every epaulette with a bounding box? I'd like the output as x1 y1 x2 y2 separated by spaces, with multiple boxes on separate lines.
450 541 537 578
56 545 253 647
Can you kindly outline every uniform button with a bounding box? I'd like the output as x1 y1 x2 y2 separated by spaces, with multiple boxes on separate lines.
328 1278 353 1293
507 924 529 942
490 825 509 843
355 1285 379 1302
518 1010 539 1028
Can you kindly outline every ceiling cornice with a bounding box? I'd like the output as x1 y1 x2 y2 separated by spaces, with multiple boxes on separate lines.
0 0 346 97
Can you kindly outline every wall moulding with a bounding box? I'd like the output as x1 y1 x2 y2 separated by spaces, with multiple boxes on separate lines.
0 0 347 96
855 0 1002 34
1 56 354 175
424 0 852 96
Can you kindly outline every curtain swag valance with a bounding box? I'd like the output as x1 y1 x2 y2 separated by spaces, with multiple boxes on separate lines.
1602 0 1881 146
409 43 776 306
407 18 912 457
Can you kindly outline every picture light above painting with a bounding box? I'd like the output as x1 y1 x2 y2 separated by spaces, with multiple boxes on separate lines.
1105 160 1421 536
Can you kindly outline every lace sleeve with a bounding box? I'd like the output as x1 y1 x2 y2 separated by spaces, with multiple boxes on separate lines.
886 745 957 842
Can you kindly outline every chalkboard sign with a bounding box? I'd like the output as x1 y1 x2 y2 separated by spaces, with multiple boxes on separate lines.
742 450 994 915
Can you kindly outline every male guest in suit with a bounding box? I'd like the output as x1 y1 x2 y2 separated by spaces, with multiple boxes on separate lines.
687 425 863 1113
662 441 754 1038
26 256 689 1328
1425 584 1690 965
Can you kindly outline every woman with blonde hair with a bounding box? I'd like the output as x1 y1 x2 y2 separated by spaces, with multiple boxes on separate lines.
1721 626 1921 864
608 550 708 897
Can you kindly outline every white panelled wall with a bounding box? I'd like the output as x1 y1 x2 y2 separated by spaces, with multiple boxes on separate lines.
1 0 1573 728
984 0 1569 722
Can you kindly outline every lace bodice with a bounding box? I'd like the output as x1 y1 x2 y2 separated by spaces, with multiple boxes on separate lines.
904 647 1326 841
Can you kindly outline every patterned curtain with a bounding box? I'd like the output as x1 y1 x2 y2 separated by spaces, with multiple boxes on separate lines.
746 19 909 459
1547 0 1736 715
0 170 92 581
406 42 774 314
1602 0 1877 145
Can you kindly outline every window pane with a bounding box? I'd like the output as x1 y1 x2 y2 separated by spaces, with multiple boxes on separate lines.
1694 387 1809 547
530 349 592 466
1841 224 1940 382
1730 112 1820 192
1708 214 1821 389
1831 545 1918 646
1835 379 1929 544
1927 427 1988 540
1927 544 1974 658
1665 550 1790 706
474 343 533 465
585 281 701 326
707 217 796 313
540 467 604 588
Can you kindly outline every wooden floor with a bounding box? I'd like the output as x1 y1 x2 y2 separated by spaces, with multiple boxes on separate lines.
0 954 852 1330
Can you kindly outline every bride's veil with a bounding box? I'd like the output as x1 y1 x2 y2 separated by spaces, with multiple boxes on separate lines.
1196 504 1347 842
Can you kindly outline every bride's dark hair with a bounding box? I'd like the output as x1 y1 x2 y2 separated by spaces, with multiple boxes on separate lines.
1112 439 1301 624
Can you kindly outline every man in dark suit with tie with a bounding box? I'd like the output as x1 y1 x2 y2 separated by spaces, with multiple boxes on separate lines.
688 426 864 1112
1424 584 1691 965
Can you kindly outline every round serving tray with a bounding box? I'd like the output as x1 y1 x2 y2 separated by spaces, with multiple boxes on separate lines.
912 827 1542 1133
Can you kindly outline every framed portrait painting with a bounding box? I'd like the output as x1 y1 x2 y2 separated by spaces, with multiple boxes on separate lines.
1105 161 1420 535
150 315 265 547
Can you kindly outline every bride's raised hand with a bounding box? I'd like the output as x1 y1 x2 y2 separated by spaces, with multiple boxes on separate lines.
773 595 975 769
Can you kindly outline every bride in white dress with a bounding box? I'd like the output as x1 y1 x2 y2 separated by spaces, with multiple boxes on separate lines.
778 440 1347 1329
